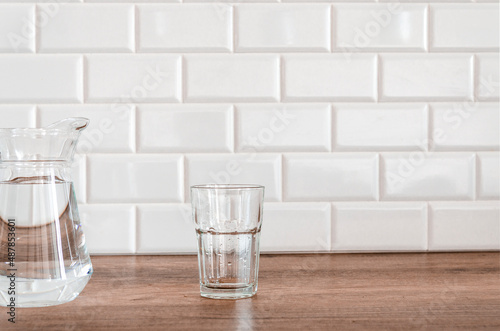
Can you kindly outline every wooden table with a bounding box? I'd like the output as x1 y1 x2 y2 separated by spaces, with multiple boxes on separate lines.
1 253 499 330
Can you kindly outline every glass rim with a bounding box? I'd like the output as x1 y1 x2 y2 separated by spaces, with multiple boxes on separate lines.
191 184 264 190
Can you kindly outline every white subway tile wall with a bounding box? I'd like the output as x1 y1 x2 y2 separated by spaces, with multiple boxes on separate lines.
333 4 427 52
0 1 497 254
284 54 377 101
38 4 135 53
85 54 182 102
380 54 474 101
333 202 427 251
429 202 500 251
0 55 83 102
430 4 499 51
236 103 331 152
0 105 35 127
185 54 280 101
476 53 500 101
477 152 500 200
0 4 35 52
138 4 232 52
235 4 331 52
381 152 475 200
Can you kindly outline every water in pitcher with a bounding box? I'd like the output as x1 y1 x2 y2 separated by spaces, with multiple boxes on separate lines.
196 226 260 293
0 176 92 307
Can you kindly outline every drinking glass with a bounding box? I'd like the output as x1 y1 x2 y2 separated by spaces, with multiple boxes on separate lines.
191 184 264 299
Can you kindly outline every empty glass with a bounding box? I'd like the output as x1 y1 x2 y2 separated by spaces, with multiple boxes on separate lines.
191 184 264 299
0 118 93 307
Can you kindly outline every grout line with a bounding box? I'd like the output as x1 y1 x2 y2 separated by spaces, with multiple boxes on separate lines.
280 154 285 202
472 153 477 201
232 104 237 154
85 155 90 204
472 54 477 102
181 55 186 103
476 153 482 201
81 154 87 205
134 5 139 53
329 202 334 252
133 205 138 254
34 5 39 53
330 5 334 53
330 103 334 152
34 104 39 128
378 153 383 202
425 202 430 252
426 103 432 152
132 105 138 153
375 54 381 103
279 55 285 102
182 155 188 203
231 4 236 53
425 4 430 53
82 56 87 104
376 153 380 202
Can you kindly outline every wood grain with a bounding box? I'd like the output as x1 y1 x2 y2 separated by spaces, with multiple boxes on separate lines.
1 253 499 330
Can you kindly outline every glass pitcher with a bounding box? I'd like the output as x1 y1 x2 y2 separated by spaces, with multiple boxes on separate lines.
0 118 93 307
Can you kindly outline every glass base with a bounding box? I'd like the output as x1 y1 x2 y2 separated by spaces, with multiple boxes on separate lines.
0 274 91 308
200 284 256 300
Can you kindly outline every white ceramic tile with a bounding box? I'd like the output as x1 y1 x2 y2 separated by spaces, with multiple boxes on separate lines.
429 202 500 251
87 0 178 2
185 0 277 2
137 104 233 153
476 54 500 101
334 103 428 151
381 152 475 200
88 154 183 203
431 103 500 150
283 54 377 101
79 204 135 254
0 55 82 102
284 0 376 2
260 203 331 252
284 153 379 201
186 154 281 202
38 104 135 153
0 5 35 52
38 4 134 53
0 0 82 2
185 54 279 102
137 204 197 254
0 105 35 127
477 152 500 200
430 4 499 51
236 4 330 52
332 202 427 251
379 0 469 2
380 54 473 101
86 54 181 103
138 4 231 52
186 0 277 2
236 103 331 152
333 4 427 52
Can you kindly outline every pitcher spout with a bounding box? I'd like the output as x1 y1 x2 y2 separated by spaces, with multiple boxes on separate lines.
0 117 90 162
46 117 90 133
